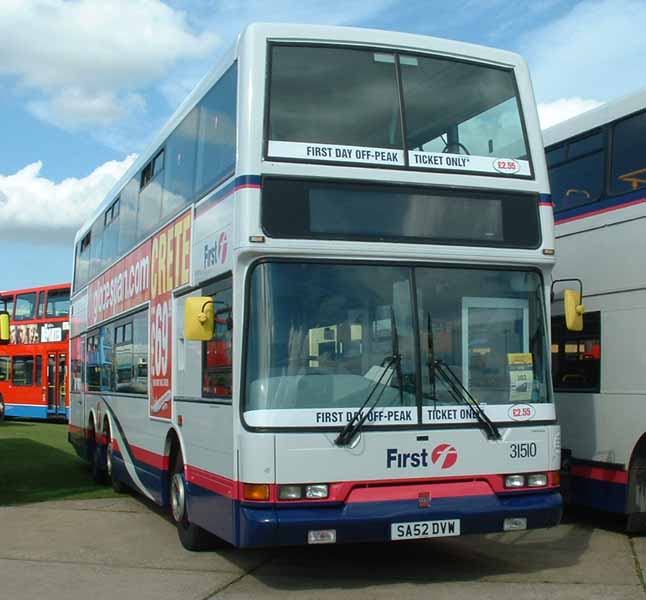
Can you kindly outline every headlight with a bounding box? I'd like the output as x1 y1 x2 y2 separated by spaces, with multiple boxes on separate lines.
278 485 303 500
305 484 329 499
527 473 548 487
504 474 525 488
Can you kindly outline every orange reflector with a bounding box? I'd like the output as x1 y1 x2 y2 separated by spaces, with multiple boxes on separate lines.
552 471 561 486
243 483 270 501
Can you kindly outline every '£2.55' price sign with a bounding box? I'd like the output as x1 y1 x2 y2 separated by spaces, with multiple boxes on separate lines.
149 210 192 420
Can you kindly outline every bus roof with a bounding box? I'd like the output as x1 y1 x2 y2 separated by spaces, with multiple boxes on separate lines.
76 22 528 245
0 283 70 297
543 87 646 148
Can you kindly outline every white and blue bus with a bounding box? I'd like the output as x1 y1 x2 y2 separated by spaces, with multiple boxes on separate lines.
545 88 646 531
69 23 563 550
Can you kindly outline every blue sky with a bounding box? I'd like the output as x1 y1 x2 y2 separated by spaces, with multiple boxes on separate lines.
1 0 644 290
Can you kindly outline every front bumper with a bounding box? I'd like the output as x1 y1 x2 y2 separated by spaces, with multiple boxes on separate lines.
237 490 562 547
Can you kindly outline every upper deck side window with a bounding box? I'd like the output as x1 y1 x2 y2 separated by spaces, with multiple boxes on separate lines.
46 289 70 318
266 44 532 177
0 295 14 318
611 109 646 196
71 61 239 294
14 292 37 321
547 129 605 214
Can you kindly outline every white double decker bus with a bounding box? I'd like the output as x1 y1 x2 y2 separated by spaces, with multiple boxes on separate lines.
69 23 562 550
545 89 646 531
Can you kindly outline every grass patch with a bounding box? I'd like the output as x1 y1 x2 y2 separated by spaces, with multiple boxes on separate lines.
0 420 118 505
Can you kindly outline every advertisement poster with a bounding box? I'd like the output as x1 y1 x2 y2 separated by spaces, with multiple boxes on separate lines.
149 210 192 420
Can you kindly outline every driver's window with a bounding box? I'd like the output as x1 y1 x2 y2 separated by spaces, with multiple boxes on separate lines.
202 285 233 399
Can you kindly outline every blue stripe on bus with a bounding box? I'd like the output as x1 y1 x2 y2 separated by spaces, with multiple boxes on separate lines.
554 188 646 224
5 405 49 419
180 481 561 548
564 473 628 514
195 175 262 217
237 490 562 547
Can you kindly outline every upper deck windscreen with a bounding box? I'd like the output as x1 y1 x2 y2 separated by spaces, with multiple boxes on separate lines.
267 44 532 177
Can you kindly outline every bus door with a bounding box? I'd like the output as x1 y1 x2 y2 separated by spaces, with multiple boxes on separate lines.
47 352 67 415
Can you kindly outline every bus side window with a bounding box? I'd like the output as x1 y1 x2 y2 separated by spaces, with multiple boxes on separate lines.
13 355 35 386
0 356 9 381
551 311 601 393
202 288 233 399
611 110 646 195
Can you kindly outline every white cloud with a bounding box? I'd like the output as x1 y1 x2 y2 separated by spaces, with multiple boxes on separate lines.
0 155 137 243
28 89 146 129
159 0 400 108
524 0 646 104
537 97 602 130
0 0 218 127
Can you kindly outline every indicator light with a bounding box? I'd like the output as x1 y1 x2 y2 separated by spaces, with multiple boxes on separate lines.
242 483 270 501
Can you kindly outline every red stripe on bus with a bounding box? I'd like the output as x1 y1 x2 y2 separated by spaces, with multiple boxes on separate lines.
345 481 494 503
538 202 554 207
570 464 628 484
186 465 237 498
130 444 169 471
556 197 646 225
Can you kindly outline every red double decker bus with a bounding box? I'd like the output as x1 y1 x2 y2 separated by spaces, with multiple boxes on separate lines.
0 283 70 420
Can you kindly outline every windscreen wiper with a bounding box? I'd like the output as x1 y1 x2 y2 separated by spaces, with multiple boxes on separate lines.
432 359 501 440
335 308 402 447
425 310 499 440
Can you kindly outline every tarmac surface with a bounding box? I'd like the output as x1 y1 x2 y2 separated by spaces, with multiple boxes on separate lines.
1 496 645 600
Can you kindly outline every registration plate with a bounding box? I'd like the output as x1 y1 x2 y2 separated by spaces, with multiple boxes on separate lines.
391 519 460 540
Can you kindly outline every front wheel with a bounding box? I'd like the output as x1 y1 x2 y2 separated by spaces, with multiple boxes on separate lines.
170 454 215 551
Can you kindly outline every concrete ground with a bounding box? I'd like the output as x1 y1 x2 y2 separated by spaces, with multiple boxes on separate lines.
1 497 645 600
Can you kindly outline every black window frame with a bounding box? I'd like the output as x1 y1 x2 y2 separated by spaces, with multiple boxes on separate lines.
14 292 38 322
608 107 646 198
45 289 70 319
547 127 607 215
551 311 601 394
104 197 120 228
12 355 35 387
86 309 148 396
264 42 534 180
201 275 233 401
240 258 553 433
261 176 542 250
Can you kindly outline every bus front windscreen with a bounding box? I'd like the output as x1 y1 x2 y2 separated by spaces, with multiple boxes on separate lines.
244 263 552 429
267 45 531 176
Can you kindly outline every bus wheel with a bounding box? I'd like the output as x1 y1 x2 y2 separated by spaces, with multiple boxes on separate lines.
0 395 5 422
105 426 127 494
170 454 212 551
91 430 107 485
627 451 646 533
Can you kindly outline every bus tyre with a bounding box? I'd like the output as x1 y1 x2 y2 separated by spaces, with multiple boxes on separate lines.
170 454 212 551
106 430 127 494
0 396 5 422
91 440 107 485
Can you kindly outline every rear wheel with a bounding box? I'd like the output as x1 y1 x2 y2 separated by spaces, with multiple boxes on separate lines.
170 453 213 551
90 423 107 485
0 395 5 422
105 424 127 494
